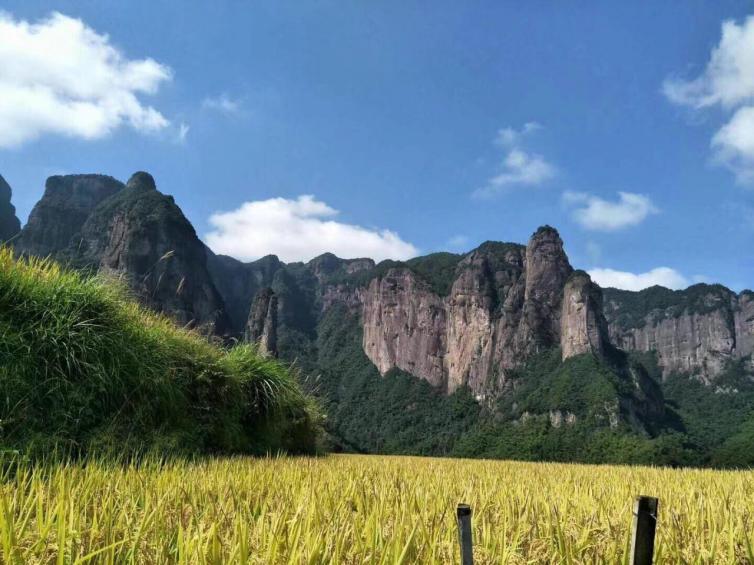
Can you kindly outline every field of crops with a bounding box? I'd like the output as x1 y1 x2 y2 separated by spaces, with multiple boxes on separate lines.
1 454 753 564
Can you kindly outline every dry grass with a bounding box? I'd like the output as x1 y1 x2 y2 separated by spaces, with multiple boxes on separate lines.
1 454 753 563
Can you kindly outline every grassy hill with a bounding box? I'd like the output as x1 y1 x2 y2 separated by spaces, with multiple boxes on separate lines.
0 247 322 457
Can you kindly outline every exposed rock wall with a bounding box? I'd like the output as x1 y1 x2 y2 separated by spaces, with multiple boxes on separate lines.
361 269 447 388
15 174 123 257
360 227 602 396
73 172 230 333
207 252 283 333
246 287 278 356
605 286 754 380
519 226 572 352
561 272 608 359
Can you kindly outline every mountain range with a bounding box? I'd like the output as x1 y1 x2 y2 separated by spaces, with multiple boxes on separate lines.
3 171 753 466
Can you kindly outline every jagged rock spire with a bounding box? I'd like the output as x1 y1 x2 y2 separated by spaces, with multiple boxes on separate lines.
560 271 609 359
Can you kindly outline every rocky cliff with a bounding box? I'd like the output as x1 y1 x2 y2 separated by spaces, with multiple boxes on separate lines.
246 287 278 356
206 252 284 333
360 228 605 396
73 172 230 332
15 174 124 258
604 285 754 381
0 175 21 243
561 271 609 359
14 172 229 333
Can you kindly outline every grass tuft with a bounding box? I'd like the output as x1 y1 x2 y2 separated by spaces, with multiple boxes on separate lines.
0 247 322 457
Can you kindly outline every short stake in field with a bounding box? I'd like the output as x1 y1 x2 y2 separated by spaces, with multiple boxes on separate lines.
456 504 473 565
630 495 659 565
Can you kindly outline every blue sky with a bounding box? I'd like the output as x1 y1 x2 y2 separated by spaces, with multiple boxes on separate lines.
2 1 754 291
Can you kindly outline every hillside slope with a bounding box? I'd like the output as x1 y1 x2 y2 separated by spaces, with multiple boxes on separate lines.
0 248 321 456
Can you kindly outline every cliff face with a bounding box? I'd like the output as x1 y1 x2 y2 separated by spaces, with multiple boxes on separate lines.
561 271 609 360
246 287 278 356
604 285 753 381
207 252 283 333
362 270 447 388
360 227 603 396
15 175 124 258
73 172 230 333
0 175 21 243
15 171 229 333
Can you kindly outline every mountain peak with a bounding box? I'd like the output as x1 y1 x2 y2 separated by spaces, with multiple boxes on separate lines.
126 171 157 191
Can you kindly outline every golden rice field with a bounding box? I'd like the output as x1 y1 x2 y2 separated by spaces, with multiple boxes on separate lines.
1 454 753 564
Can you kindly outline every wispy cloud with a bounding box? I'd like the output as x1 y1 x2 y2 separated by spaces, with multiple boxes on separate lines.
473 122 556 198
589 267 689 291
0 11 172 148
202 94 243 115
176 122 189 143
495 121 542 147
563 191 658 231
205 195 418 263
664 15 754 184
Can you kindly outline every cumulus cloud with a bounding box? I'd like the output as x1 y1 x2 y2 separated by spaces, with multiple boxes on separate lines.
0 11 172 148
563 191 658 231
205 195 419 263
663 16 754 109
711 105 754 183
664 15 754 183
588 267 689 291
474 123 555 198
202 94 243 115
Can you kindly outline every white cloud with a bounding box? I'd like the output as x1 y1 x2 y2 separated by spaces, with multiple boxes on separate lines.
202 94 243 114
475 123 556 197
563 191 658 231
711 105 754 182
495 121 542 147
0 11 171 148
663 16 754 109
205 195 419 263
589 267 689 291
177 122 190 143
664 16 754 183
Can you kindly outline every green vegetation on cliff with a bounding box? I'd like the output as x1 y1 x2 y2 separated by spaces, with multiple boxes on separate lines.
0 248 321 457
307 304 481 454
278 303 698 465
603 283 738 330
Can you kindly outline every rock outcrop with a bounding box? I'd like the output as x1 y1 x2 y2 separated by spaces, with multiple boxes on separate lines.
561 271 608 359
519 226 573 352
72 172 230 333
245 287 278 356
0 175 21 243
362 269 447 388
15 175 123 258
15 171 229 333
207 251 283 334
604 285 753 381
361 227 595 396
